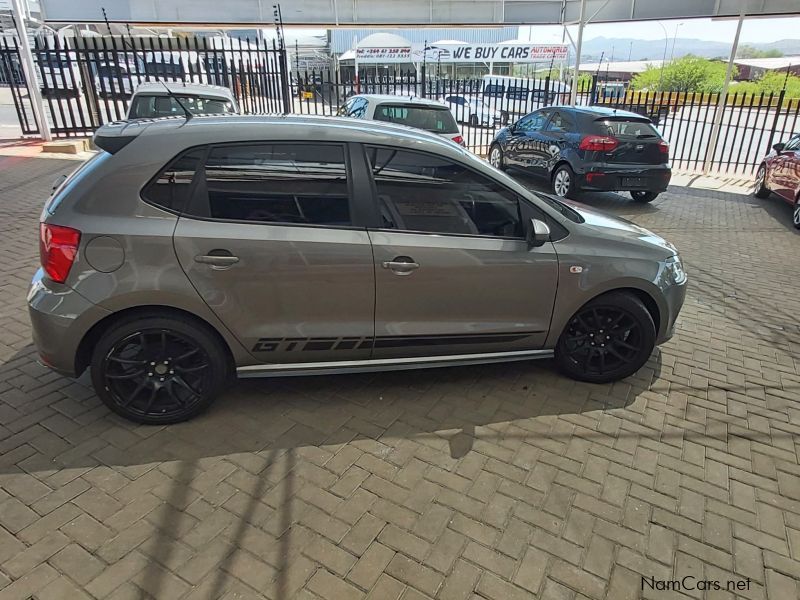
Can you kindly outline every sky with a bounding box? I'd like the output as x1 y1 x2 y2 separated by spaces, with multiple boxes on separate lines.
287 16 800 45
523 16 800 44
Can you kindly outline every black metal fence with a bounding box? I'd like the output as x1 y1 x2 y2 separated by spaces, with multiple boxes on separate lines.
0 35 289 137
2 34 799 177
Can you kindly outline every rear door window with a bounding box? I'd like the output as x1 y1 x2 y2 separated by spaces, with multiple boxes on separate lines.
188 143 352 227
544 111 575 133
373 104 459 134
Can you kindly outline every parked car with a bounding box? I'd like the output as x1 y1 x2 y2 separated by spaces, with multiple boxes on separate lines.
337 94 465 146
754 134 800 229
126 82 238 119
489 106 671 203
442 95 501 128
482 75 572 123
30 115 686 424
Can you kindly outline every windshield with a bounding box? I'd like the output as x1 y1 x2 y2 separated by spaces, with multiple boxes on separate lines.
373 104 459 134
594 118 660 138
129 94 235 119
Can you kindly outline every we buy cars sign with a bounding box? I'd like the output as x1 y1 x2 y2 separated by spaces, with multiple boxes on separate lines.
419 43 568 63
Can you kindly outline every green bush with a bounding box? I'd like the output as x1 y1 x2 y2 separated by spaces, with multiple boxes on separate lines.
630 56 732 93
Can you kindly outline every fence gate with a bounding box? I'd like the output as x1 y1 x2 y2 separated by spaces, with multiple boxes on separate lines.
22 34 289 137
1 38 38 135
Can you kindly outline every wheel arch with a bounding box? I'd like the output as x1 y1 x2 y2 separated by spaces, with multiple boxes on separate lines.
75 305 236 378
547 284 664 348
550 159 573 180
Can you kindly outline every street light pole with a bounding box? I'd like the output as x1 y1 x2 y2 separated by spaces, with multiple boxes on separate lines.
670 23 684 61
569 0 587 106
656 21 669 91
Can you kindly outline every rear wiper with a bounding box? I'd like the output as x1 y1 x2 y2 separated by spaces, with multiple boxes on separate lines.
636 134 658 139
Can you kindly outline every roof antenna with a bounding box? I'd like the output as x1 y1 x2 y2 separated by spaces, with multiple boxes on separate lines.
159 81 193 121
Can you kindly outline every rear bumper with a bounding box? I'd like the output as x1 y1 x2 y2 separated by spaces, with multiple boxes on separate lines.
577 165 671 192
27 268 110 377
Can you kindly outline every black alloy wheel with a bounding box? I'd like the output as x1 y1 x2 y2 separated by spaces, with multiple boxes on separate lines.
555 293 656 383
91 316 228 424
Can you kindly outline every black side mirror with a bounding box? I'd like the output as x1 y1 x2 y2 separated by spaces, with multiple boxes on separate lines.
773 142 785 153
527 218 551 248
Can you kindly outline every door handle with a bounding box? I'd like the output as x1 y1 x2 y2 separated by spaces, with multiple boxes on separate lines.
382 256 419 275
195 253 239 268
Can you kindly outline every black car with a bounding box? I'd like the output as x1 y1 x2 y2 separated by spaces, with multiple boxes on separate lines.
488 106 671 203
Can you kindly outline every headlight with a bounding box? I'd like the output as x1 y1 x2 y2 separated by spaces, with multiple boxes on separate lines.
664 255 687 285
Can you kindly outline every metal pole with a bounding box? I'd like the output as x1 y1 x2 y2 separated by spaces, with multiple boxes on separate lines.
11 0 51 141
656 21 669 91
569 0 586 106
703 5 745 174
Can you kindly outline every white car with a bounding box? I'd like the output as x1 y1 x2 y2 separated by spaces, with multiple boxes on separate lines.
442 95 501 128
337 94 465 146
126 82 239 119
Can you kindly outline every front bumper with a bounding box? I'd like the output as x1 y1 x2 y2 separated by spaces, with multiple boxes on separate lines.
657 279 686 344
27 268 110 377
577 165 671 193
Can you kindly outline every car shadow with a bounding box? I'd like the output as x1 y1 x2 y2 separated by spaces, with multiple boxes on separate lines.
2 344 666 474
744 192 800 234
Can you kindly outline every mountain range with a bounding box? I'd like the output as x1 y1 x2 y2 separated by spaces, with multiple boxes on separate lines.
580 36 800 61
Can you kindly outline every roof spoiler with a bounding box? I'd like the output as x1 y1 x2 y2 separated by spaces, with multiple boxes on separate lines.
93 120 149 154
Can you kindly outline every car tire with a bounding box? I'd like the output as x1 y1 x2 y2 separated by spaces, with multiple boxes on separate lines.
469 114 479 127
754 164 770 198
552 164 576 198
489 144 506 171
90 314 229 424
630 191 659 203
794 196 800 230
555 292 657 384
500 110 509 125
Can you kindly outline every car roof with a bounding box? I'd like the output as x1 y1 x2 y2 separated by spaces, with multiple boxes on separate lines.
351 94 448 108
96 113 465 155
564 105 651 120
132 82 235 100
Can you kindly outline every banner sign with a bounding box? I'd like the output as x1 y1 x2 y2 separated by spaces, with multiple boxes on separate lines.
355 47 412 63
417 43 568 64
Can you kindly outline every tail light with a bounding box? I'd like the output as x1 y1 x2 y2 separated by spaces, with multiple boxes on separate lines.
40 223 80 283
658 140 669 158
579 135 619 152
452 135 466 147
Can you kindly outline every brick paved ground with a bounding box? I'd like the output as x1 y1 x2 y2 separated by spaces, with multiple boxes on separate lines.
0 149 799 600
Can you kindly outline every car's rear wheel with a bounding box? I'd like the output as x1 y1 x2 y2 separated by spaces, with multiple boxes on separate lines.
794 196 800 230
754 164 770 198
489 144 506 170
555 292 656 383
630 191 659 203
91 315 229 424
552 164 575 198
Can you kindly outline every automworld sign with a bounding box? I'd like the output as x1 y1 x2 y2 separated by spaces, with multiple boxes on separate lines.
420 43 568 63
355 47 412 63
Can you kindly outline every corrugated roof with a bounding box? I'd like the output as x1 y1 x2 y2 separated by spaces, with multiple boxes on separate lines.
733 56 800 70
331 27 518 53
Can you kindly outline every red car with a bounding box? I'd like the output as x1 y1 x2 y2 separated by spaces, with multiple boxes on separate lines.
754 134 800 229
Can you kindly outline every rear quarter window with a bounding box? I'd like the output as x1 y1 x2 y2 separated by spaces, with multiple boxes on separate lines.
141 148 205 213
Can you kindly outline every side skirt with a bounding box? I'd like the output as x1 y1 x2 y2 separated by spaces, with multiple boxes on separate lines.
236 349 554 378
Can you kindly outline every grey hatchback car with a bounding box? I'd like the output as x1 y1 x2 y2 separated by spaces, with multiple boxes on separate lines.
29 115 687 424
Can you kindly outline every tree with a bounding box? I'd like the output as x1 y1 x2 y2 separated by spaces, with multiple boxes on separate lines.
733 72 800 98
736 45 783 59
630 56 733 92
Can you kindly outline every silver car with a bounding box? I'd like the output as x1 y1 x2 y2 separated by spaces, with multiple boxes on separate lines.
29 115 686 424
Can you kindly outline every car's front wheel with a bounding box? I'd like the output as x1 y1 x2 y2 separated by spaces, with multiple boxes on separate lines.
630 191 659 203
754 164 770 198
90 314 229 424
555 292 656 383
489 144 506 170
